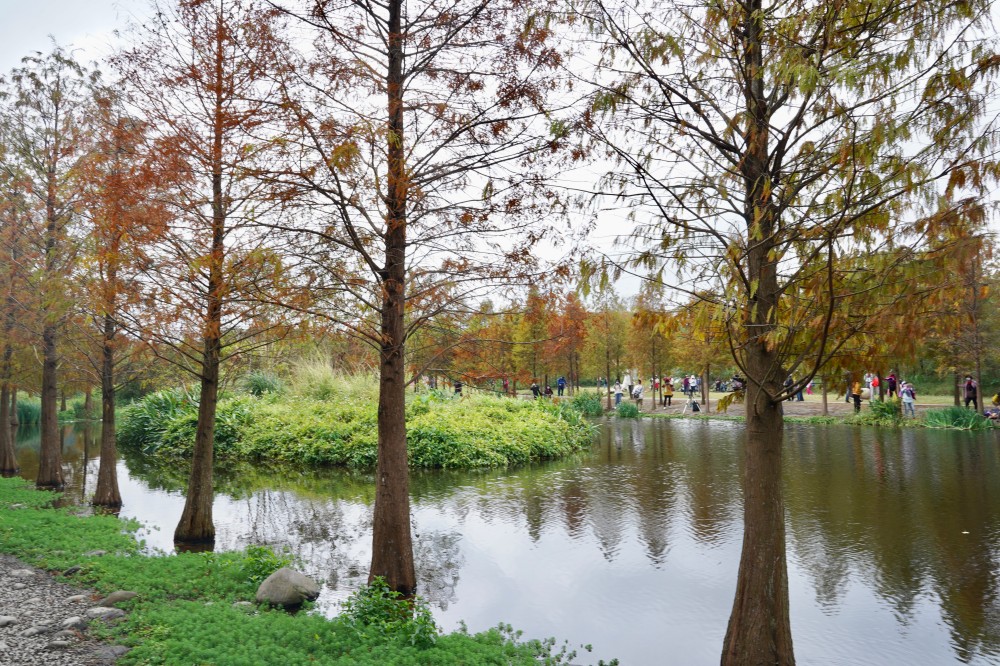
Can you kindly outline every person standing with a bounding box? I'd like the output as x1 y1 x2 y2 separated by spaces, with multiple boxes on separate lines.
623 371 633 398
557 376 566 396
613 380 623 406
632 378 644 408
901 382 916 417
886 372 897 398
663 380 674 406
682 375 690 397
965 375 979 410
530 381 540 399
851 380 863 413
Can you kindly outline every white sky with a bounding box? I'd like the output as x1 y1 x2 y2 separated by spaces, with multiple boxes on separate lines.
0 0 143 73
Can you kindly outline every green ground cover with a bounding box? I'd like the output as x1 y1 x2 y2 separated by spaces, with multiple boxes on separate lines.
117 384 597 469
0 477 606 665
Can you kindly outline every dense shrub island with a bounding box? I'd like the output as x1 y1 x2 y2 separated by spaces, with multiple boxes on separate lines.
117 388 598 469
0 478 608 665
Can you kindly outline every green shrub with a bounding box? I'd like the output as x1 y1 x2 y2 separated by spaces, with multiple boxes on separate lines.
117 388 197 451
340 576 438 648
616 402 639 418
244 371 282 397
924 405 995 430
15 398 40 425
570 392 605 417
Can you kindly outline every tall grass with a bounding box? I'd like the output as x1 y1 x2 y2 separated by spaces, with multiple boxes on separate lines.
924 406 995 430
286 356 379 403
16 398 40 425
570 391 605 416
616 402 639 418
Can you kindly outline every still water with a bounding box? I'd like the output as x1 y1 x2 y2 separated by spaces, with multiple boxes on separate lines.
13 419 1000 665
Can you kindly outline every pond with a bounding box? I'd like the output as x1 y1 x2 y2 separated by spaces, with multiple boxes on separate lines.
13 419 1000 665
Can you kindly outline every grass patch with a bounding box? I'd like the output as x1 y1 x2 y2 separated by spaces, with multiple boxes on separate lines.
615 402 639 418
570 392 605 417
118 385 598 470
16 397 40 425
0 477 605 665
923 406 996 431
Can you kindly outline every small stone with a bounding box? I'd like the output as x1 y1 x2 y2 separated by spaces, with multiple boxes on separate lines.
11 583 26 590
0 617 16 627
52 630 77 640
86 607 126 620
232 601 254 609
83 550 107 557
94 645 131 660
0 641 8 651
98 591 138 607
20 625 49 637
46 640 72 649
24 597 42 605
61 616 87 630
62 565 82 576
9 503 24 509
66 595 88 603
36 618 53 626
9 569 36 578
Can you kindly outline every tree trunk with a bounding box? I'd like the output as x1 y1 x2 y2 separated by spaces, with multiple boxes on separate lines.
702 364 710 413
954 371 961 407
0 383 16 475
175 27 227 546
36 323 63 489
92 313 121 508
722 3 794 661
60 389 67 412
821 380 828 416
368 0 416 597
84 387 93 418
606 347 612 411
722 350 793 664
9 387 17 426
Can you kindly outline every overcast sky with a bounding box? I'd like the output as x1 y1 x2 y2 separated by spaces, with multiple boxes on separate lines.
0 0 144 73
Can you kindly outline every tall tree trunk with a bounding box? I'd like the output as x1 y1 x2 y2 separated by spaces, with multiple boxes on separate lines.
92 313 121 508
821 379 828 416
0 383 15 476
722 3 794 662
9 387 17 426
369 0 416 597
175 24 227 546
702 364 710 413
60 388 67 412
37 324 63 489
723 368 792 665
84 387 93 418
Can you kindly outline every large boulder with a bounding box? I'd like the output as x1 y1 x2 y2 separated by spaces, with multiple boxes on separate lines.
255 568 320 608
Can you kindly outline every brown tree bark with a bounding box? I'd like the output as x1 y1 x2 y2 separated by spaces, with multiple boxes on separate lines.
37 323 63 489
721 2 793 662
0 383 16 476
9 387 17 426
368 0 416 597
92 313 121 508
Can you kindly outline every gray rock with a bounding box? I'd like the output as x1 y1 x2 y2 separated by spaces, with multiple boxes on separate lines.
0 616 16 627
20 625 50 637
12 583 27 590
98 590 137 607
62 565 82 576
65 594 88 603
52 630 77 640
255 567 321 608
232 601 254 609
24 597 42 605
46 640 72 649
85 607 126 620
82 550 107 558
60 616 87 630
93 645 131 660
0 640 8 650
9 569 36 578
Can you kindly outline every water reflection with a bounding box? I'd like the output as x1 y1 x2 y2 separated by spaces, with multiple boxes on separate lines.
12 420 1000 665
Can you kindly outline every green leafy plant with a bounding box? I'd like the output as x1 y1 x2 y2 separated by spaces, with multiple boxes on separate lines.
615 402 639 418
340 576 438 648
238 544 294 585
244 371 282 397
924 406 996 430
570 392 605 417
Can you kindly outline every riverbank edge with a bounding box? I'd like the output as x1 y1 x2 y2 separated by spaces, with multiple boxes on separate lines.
636 409 997 430
0 477 603 666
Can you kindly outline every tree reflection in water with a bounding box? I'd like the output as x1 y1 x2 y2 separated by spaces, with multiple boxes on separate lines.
11 420 1000 664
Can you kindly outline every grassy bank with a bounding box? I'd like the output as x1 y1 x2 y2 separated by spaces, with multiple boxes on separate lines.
0 477 605 665
117 381 597 469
